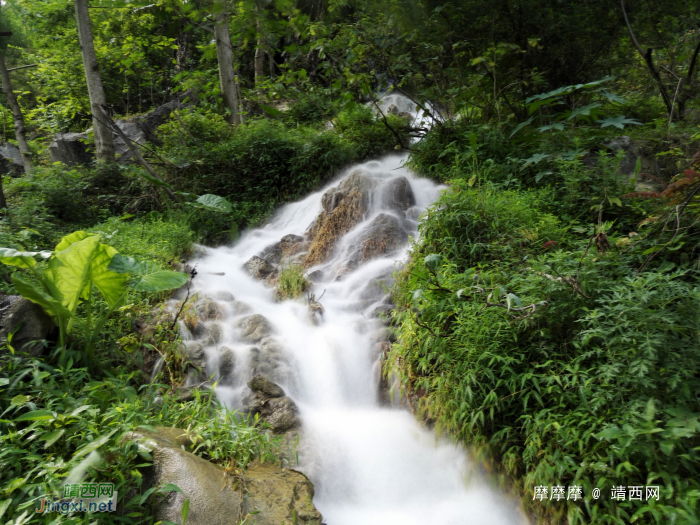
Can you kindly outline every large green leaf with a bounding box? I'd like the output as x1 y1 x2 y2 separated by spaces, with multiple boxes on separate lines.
132 270 188 293
108 254 160 276
47 235 127 312
189 194 233 214
54 231 92 252
11 273 72 319
108 254 188 292
0 248 51 269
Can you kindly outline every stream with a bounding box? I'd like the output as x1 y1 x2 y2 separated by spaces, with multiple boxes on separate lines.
176 97 529 525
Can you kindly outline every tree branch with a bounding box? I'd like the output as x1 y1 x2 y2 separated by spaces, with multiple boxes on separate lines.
620 0 674 115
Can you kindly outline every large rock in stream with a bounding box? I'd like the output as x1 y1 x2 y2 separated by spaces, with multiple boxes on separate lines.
125 427 321 525
243 374 299 433
304 170 374 267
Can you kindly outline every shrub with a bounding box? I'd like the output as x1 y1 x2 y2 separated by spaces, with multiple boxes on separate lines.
276 264 309 300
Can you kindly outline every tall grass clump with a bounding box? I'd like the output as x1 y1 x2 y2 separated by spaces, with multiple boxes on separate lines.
276 264 309 300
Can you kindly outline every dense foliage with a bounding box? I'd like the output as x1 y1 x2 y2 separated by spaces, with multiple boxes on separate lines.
0 0 698 523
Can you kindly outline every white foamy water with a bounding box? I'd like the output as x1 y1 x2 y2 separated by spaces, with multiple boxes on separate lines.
177 100 529 524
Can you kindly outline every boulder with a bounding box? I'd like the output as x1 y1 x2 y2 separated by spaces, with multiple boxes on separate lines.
48 132 91 166
235 314 273 343
259 242 283 265
0 142 24 176
604 135 640 176
249 374 285 397
181 341 206 368
218 346 235 384
0 295 52 356
213 291 235 302
194 297 222 321
242 461 322 525
305 172 374 267
380 176 415 212
192 322 222 346
356 213 408 262
124 427 322 525
243 375 299 433
246 337 291 383
49 94 193 166
244 255 276 279
230 301 253 316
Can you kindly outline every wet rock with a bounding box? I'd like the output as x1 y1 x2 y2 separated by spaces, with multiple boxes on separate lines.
280 234 306 256
242 461 322 525
230 301 253 316
305 173 375 267
48 132 91 166
0 142 24 176
194 297 222 321
213 291 235 302
249 374 285 397
235 314 273 343
123 427 321 525
381 176 415 212
406 206 422 220
0 295 52 356
218 346 235 383
371 303 393 320
307 269 325 283
181 341 206 367
356 213 408 262
259 242 283 265
246 338 292 389
243 375 299 433
193 322 222 346
244 255 275 279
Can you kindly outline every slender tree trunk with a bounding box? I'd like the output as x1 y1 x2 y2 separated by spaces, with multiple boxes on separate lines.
214 0 241 125
74 0 115 163
254 17 265 84
0 50 32 173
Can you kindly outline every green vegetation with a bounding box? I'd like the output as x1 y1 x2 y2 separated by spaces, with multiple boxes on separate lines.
0 0 698 523
0 357 281 524
391 119 700 523
276 264 309 300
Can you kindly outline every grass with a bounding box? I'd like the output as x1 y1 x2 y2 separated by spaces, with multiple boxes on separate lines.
276 264 309 301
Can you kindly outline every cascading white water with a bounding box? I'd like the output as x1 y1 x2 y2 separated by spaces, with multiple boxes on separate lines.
176 98 529 525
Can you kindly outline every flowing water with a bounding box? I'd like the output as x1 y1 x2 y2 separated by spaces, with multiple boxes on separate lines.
176 98 529 525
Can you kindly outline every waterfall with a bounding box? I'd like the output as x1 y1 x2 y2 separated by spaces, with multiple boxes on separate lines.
175 99 529 525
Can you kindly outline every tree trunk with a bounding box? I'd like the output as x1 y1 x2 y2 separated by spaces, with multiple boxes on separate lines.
254 18 265 84
214 0 241 125
0 51 32 173
74 0 115 163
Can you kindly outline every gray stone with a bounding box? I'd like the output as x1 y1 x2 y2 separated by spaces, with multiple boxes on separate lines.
218 346 235 382
213 291 235 302
48 132 91 166
193 322 222 346
0 295 52 356
248 374 285 397
241 462 322 525
244 255 275 279
124 427 322 525
181 341 205 367
307 269 325 283
0 142 24 176
605 135 640 175
194 297 222 321
381 176 415 211
243 391 299 433
259 242 283 265
230 301 253 316
235 314 273 343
